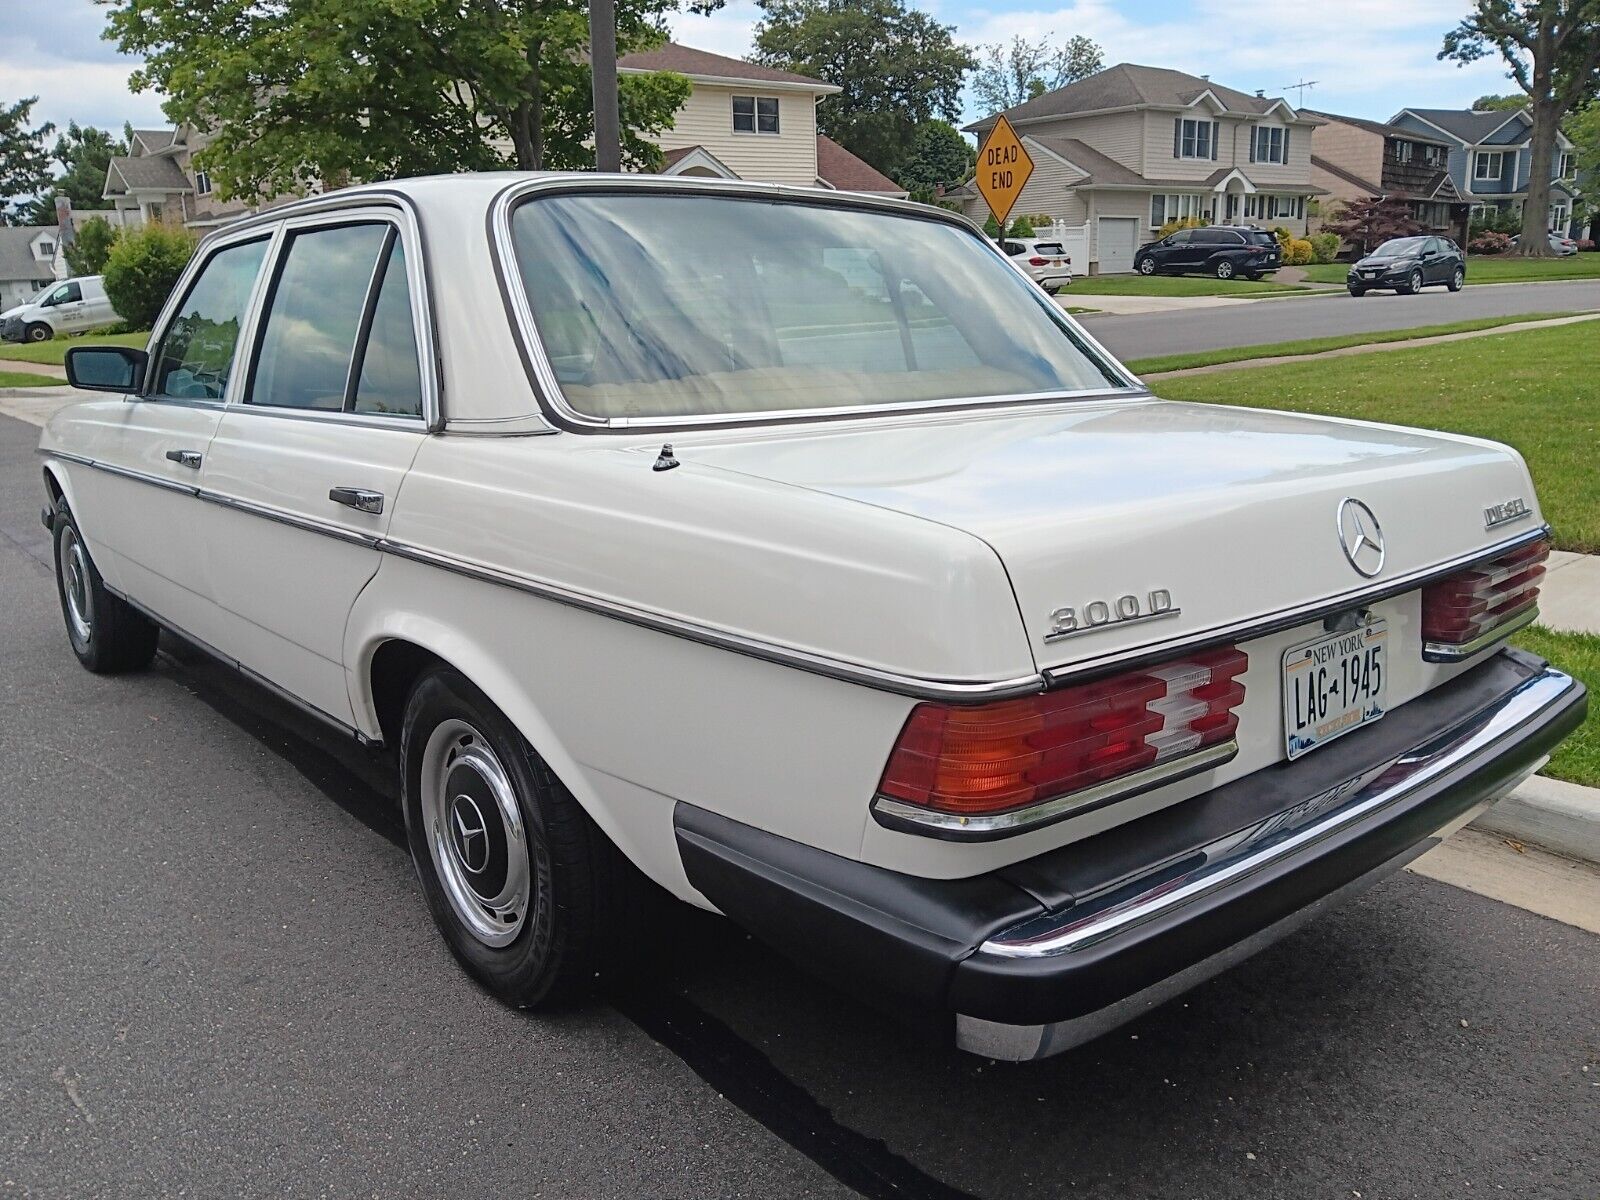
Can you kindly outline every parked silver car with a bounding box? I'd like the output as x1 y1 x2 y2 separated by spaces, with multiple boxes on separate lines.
1509 231 1579 256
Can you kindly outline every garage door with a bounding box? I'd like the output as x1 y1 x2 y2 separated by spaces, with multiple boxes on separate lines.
1097 217 1139 274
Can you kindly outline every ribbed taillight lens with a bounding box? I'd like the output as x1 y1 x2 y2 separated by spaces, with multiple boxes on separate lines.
1028 256 1049 265
877 647 1248 818
1421 538 1548 649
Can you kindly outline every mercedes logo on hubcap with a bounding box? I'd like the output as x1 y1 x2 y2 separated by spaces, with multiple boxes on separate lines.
1337 498 1385 578
449 795 491 875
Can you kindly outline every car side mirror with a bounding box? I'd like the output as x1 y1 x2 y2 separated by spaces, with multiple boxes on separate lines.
65 345 147 394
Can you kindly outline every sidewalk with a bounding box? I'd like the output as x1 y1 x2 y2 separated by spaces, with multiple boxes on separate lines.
1540 551 1600 635
0 359 68 379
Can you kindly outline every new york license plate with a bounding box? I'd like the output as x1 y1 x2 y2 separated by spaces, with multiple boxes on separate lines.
1282 621 1388 760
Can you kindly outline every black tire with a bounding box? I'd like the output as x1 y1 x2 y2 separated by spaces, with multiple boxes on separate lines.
25 322 52 344
1403 269 1424 295
1448 267 1465 292
1347 285 1366 297
1137 257 1157 275
1243 272 1261 281
1044 284 1061 296
1215 259 1235 280
52 495 159 674
400 666 654 1008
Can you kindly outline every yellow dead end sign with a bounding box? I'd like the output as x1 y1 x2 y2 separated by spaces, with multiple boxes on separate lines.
976 115 1033 229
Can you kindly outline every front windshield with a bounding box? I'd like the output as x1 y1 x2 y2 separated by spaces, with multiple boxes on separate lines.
508 192 1126 422
1373 237 1428 257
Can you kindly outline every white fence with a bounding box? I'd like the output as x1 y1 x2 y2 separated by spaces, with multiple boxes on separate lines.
1038 220 1091 273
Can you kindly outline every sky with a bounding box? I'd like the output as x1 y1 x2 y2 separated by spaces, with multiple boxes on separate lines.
2 0 1519 139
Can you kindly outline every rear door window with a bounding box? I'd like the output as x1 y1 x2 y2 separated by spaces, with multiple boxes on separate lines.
150 238 270 400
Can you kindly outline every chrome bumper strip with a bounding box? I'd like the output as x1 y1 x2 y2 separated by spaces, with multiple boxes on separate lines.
976 668 1576 961
1422 603 1538 663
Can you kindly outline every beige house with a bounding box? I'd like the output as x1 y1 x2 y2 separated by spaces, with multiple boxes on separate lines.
103 126 299 230
960 64 1325 273
618 42 904 195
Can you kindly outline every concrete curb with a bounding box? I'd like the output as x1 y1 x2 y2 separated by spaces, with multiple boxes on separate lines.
1473 774 1600 865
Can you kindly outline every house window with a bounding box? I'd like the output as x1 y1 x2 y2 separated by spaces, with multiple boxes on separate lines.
732 95 779 135
1177 118 1215 159
1265 195 1303 220
1252 126 1285 164
1557 151 1575 180
1151 193 1208 226
1550 202 1571 232
1473 151 1504 181
194 169 212 196
37 239 55 258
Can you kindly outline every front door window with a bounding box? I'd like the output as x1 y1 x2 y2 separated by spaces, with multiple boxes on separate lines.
150 238 270 400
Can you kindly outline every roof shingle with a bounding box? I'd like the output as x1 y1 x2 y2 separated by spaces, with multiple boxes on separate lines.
106 154 191 195
617 42 830 89
968 63 1308 132
815 134 904 194
0 226 57 285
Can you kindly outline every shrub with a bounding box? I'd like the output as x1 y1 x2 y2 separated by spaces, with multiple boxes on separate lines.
1578 239 1595 252
102 223 197 330
1285 238 1314 266
1008 215 1036 237
1469 208 1521 238
1468 230 1513 256
1308 232 1341 264
1157 215 1204 239
1272 226 1292 248
65 216 120 277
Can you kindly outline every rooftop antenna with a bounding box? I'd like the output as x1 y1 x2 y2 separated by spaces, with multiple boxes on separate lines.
1280 78 1319 106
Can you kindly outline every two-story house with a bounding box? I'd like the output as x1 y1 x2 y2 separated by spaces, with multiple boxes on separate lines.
101 44 902 235
960 64 1325 273
1388 108 1580 236
1306 110 1469 246
0 226 67 309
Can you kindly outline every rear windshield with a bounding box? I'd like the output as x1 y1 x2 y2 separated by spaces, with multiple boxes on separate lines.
507 193 1126 423
1244 231 1278 245
1032 243 1066 256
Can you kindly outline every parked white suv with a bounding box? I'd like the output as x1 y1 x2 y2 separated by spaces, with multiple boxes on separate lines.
1003 238 1073 293
1 275 121 344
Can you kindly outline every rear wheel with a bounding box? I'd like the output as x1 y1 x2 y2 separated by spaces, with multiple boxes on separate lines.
1215 259 1235 280
24 322 52 344
52 496 159 674
1448 267 1465 292
1137 258 1157 275
400 667 653 1007
1403 269 1424 295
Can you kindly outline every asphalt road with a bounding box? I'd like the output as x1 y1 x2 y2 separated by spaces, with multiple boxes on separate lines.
1082 278 1600 359
2 411 1597 1200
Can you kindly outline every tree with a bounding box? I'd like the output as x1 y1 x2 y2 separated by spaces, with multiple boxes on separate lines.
971 34 1104 115
23 123 127 225
1472 92 1527 110
1322 195 1426 253
753 0 974 179
897 120 974 192
1441 1 1600 256
101 223 196 330
1 97 54 225
1568 100 1600 234
104 0 695 201
65 215 119 277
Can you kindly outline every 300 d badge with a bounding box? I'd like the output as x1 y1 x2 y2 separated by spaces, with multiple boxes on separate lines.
1046 589 1181 643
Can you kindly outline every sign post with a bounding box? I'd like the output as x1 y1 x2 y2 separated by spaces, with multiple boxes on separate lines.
975 115 1034 239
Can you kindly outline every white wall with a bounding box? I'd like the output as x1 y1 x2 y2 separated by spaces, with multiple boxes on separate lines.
656 81 820 186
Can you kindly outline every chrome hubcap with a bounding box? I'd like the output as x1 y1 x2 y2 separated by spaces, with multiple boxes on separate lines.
60 526 92 643
421 719 531 947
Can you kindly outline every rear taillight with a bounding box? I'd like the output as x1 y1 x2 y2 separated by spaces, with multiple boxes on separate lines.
1421 537 1548 659
874 647 1247 832
1028 256 1049 266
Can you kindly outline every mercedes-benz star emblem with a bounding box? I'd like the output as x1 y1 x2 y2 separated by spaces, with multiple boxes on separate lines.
450 795 491 875
1337 498 1385 578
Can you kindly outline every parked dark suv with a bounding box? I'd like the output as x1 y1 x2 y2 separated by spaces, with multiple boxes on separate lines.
1134 226 1282 280
1347 236 1465 296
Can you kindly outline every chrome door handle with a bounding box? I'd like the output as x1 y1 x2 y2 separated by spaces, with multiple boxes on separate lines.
329 487 384 515
165 449 202 469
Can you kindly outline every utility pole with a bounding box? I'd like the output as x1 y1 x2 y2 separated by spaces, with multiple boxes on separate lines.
590 0 621 173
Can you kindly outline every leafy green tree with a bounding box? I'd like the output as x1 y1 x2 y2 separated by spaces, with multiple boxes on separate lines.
752 0 973 179
1442 1 1600 256
897 120 974 192
1472 92 1527 110
23 123 127 225
1568 101 1600 233
104 0 694 200
65 216 120 277
101 223 196 330
971 34 1104 115
1 97 54 225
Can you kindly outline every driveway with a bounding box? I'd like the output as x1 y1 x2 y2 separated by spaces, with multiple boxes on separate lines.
1082 279 1600 359
2 410 1598 1199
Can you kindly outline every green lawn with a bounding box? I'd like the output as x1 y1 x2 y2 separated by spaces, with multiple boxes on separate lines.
1302 253 1600 287
1512 626 1600 789
1062 275 1307 297
0 370 62 388
0 329 148 365
1154 322 1600 554
1124 312 1580 375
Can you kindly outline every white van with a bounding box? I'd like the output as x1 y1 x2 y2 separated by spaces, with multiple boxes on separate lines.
0 276 122 344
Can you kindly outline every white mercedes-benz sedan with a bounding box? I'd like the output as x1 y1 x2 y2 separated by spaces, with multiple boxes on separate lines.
39 175 1585 1060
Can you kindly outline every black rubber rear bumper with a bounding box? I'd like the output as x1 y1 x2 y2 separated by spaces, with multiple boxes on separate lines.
673 649 1585 1029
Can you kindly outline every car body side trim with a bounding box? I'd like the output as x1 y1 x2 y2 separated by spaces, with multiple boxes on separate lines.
104 582 380 747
